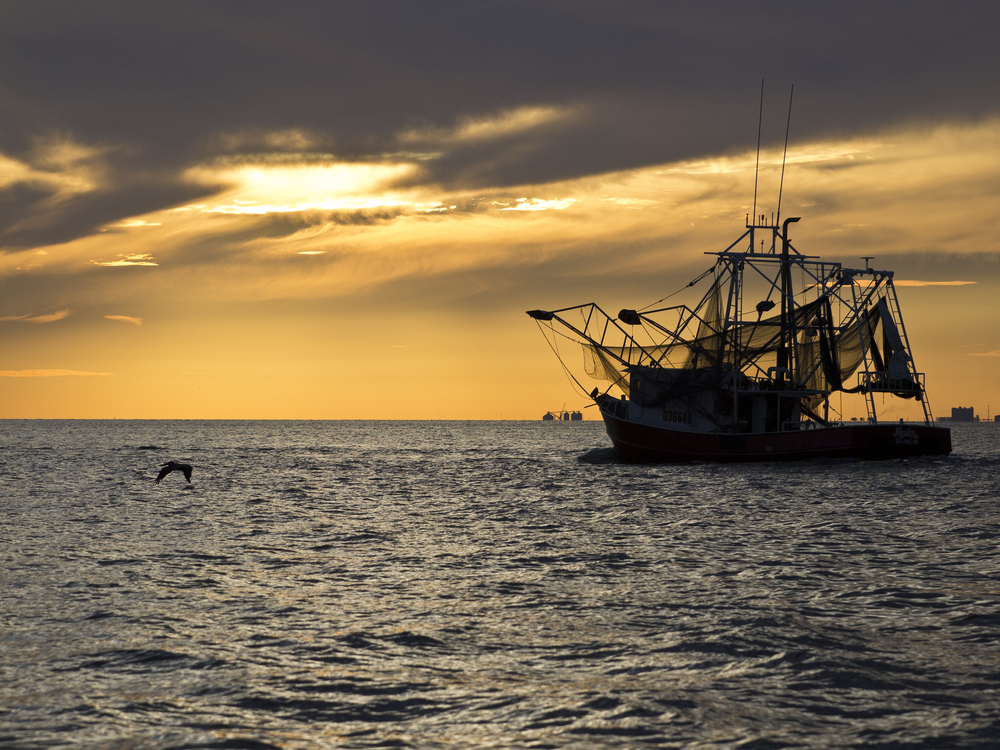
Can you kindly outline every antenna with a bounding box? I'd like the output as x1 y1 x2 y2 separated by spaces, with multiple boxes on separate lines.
752 79 763 226
776 84 794 224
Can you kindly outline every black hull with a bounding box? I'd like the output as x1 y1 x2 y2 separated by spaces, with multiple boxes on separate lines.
602 415 952 463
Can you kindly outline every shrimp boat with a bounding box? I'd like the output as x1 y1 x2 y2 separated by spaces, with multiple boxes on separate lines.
527 216 952 462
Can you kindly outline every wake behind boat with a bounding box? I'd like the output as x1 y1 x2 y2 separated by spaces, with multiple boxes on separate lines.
528 215 951 462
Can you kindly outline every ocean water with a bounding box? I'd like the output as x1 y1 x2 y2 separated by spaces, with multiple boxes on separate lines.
2 419 999 749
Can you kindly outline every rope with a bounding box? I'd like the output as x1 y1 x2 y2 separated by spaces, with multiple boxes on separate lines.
637 265 716 312
535 321 603 399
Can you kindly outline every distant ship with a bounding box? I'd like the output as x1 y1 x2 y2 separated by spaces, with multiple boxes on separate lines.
542 410 583 421
528 216 951 462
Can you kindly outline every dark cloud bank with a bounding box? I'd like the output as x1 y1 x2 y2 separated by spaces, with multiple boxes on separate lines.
1 0 998 248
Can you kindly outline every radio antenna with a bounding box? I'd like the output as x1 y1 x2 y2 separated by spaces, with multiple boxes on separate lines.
776 84 794 224
752 79 763 226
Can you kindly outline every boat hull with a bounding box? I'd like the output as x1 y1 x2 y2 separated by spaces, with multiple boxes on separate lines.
602 415 952 463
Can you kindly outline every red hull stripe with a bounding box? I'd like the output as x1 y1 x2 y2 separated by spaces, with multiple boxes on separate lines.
602 416 952 463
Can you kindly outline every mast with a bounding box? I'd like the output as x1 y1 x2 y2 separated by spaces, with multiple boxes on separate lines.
752 80 764 238
776 86 794 225
778 217 799 382
773 87 797 386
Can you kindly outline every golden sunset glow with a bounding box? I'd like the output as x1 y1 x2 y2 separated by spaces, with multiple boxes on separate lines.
2 105 999 419
183 160 421 215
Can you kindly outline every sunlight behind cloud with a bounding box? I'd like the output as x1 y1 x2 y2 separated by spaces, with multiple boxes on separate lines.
112 220 163 228
500 198 577 212
92 254 158 267
183 160 421 215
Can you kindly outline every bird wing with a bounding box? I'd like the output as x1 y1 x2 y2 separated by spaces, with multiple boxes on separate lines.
155 466 172 484
181 465 192 482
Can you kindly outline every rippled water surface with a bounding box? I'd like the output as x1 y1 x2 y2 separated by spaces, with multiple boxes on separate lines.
2 420 999 749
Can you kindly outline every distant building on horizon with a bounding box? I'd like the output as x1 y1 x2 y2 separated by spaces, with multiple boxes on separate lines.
951 407 975 422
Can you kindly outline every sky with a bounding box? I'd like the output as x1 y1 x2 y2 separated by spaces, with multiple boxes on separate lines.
2 1 999 420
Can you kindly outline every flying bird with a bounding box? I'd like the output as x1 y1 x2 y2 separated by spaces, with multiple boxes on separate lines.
155 461 193 484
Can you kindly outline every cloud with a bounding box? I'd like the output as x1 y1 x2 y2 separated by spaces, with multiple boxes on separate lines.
400 105 577 146
0 137 105 200
500 198 577 212
218 128 323 153
180 160 420 216
92 254 158 267
0 3 997 420
894 280 977 287
968 350 1000 357
104 314 142 326
0 369 114 377
1 2 998 250
0 309 72 323
111 219 162 228
3 120 997 316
